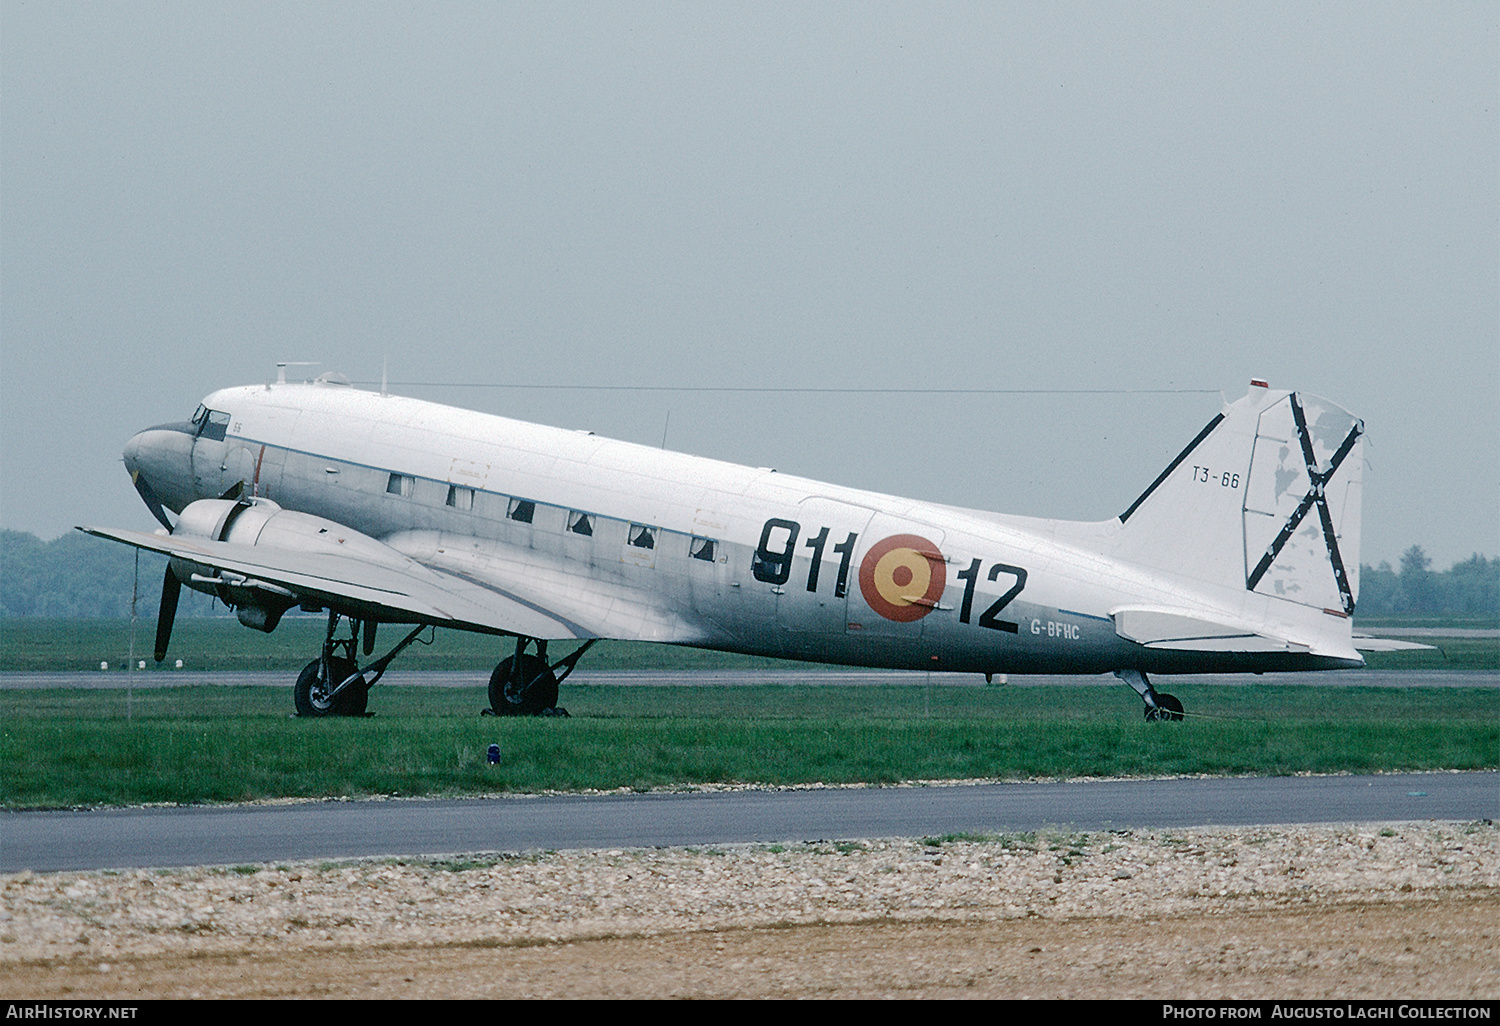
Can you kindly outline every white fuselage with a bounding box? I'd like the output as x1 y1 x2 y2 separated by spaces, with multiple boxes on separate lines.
123 380 1364 675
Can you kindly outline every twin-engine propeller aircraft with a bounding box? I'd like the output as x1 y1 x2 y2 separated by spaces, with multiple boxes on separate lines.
81 373 1403 720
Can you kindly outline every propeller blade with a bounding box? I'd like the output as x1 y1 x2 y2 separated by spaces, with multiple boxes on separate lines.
155 568 181 662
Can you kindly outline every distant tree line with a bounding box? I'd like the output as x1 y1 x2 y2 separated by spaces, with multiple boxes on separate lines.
0 530 1495 620
1354 546 1498 619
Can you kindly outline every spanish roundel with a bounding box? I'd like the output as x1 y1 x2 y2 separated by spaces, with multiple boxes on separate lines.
858 534 946 622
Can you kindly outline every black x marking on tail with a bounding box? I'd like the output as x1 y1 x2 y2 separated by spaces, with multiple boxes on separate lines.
1245 394 1363 614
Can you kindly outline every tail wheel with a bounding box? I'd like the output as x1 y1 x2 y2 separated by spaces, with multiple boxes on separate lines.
1144 693 1184 722
295 657 368 717
489 654 559 716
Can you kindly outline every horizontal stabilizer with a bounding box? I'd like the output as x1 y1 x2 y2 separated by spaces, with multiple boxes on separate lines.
1351 636 1437 653
1112 607 1300 653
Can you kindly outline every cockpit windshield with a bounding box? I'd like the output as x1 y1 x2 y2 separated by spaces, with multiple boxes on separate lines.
191 405 230 441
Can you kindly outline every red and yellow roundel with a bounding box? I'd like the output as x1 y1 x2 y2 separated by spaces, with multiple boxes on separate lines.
859 534 946 622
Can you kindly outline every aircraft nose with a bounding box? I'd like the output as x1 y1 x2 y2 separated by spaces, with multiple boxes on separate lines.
123 421 197 529
122 430 145 476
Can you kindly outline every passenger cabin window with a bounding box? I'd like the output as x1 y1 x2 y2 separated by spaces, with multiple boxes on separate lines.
193 407 230 442
386 473 414 498
567 511 593 537
628 524 656 549
446 485 474 511
691 537 717 562
507 498 535 523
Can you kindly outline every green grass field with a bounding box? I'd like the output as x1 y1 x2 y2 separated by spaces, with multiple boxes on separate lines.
2 618 1494 809
2 616 1496 672
2 682 1495 809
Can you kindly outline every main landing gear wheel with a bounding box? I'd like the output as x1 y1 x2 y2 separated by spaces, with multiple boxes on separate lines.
1143 693 1184 722
294 657 368 717
489 654 563 716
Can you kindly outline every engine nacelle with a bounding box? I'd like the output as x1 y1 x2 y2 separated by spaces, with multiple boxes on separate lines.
168 497 407 632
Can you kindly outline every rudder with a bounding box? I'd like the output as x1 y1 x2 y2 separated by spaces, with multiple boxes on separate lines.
1113 382 1364 614
1241 391 1363 614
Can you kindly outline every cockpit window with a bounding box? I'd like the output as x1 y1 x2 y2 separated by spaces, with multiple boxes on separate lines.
195 408 230 442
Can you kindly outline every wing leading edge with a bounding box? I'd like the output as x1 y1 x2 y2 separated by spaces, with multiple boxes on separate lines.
78 524 593 640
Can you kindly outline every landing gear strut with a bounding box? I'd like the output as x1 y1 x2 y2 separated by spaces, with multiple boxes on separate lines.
486 638 596 717
294 611 429 717
1113 668 1184 722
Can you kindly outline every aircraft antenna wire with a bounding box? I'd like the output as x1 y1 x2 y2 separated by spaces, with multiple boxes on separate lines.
353 383 1219 395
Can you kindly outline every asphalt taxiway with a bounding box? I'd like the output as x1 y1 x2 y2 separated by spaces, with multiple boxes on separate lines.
4 771 1496 873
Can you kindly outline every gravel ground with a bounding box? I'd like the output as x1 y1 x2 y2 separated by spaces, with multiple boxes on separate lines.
2 819 1496 998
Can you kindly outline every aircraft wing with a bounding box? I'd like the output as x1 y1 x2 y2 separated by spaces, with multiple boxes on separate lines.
378 530 709 646
77 524 593 640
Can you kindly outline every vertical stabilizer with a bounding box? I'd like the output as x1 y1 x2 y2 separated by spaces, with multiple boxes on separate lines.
1114 383 1363 614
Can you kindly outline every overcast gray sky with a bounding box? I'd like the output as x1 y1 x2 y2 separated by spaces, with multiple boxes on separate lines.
3 2 1495 573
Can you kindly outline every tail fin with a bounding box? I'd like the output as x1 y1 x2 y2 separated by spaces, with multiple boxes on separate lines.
1113 382 1364 614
